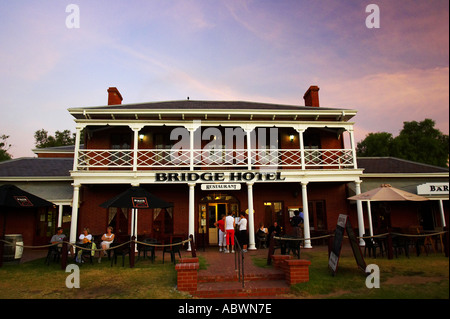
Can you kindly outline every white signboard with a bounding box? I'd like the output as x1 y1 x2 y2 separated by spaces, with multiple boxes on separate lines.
417 183 449 195
200 184 241 191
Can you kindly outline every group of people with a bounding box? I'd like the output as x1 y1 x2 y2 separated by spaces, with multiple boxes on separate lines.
50 226 116 263
214 211 248 253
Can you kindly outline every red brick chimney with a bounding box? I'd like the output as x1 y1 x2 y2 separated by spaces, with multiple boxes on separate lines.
303 85 319 107
107 87 123 105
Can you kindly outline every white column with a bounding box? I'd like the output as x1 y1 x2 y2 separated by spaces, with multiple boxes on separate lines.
439 199 446 227
132 127 140 172
301 182 312 248
57 205 63 228
348 128 358 169
355 181 365 246
245 129 253 170
247 182 256 250
72 125 83 171
189 128 195 171
366 201 373 237
296 128 306 170
187 183 196 251
69 184 81 243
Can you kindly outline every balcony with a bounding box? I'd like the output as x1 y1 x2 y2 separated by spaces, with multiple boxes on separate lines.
75 148 355 171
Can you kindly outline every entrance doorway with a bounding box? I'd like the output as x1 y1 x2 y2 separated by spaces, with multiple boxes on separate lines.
199 193 239 246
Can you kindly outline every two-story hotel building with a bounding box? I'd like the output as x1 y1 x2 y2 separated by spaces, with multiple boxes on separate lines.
66 86 366 249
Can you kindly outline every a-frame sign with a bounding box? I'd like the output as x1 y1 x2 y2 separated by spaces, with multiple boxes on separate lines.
329 214 366 276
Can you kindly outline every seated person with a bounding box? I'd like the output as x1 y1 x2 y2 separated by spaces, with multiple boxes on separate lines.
268 221 282 239
256 223 268 248
98 226 115 263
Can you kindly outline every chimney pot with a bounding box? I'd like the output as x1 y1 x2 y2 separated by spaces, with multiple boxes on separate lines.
107 87 123 105
303 85 320 107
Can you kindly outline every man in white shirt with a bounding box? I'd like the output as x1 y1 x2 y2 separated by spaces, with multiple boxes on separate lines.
237 212 248 252
225 212 235 253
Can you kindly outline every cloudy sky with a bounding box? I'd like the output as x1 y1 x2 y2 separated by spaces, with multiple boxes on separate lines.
0 0 448 158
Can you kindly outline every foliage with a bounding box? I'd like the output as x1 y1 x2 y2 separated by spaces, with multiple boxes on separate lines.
0 134 12 162
34 129 76 148
357 119 449 167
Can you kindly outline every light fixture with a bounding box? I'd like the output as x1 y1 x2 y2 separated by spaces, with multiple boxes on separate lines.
289 134 295 142
139 134 145 142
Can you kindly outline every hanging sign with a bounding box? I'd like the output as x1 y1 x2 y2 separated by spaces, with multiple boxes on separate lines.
329 214 366 276
417 182 449 195
200 184 241 191
131 197 149 208
14 196 33 207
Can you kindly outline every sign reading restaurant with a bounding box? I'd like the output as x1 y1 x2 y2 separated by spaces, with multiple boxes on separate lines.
155 171 285 183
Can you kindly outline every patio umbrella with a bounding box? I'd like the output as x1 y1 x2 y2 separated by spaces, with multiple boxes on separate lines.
348 184 429 202
100 186 173 237
348 184 428 237
0 184 55 265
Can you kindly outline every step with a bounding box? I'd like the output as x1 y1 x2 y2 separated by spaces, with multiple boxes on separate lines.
198 271 285 283
195 280 291 298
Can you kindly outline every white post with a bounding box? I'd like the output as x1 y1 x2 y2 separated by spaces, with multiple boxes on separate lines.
245 129 253 170
439 199 446 227
367 201 373 237
296 128 306 170
189 128 195 171
355 181 365 246
247 182 256 250
188 183 196 251
348 128 358 169
301 182 312 248
72 125 83 171
132 128 139 172
57 205 63 228
69 184 81 243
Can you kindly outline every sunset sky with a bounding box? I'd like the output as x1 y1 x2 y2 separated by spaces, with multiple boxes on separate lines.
0 0 448 158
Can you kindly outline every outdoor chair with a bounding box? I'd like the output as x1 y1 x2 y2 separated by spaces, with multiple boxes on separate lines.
392 235 410 258
79 242 94 264
163 237 182 264
256 233 268 249
45 244 61 265
138 238 157 262
110 241 130 267
285 237 301 259
414 236 429 257
363 235 382 258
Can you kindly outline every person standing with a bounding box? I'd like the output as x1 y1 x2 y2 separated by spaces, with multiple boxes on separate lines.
225 211 235 253
214 214 226 252
237 212 248 252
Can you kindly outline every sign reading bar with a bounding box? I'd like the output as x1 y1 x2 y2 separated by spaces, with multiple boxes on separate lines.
329 214 366 276
417 182 449 195
201 184 241 191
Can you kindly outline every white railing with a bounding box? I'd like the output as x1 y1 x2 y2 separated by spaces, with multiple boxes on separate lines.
76 148 355 170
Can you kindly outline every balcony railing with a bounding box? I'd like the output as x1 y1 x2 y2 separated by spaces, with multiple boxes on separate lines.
76 148 355 171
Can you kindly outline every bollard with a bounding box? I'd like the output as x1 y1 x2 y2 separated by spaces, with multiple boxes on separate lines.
61 241 68 270
190 234 197 258
267 233 275 265
130 236 135 268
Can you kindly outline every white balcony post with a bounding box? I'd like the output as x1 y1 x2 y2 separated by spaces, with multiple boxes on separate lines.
355 181 365 246
244 128 253 170
129 124 144 172
188 183 196 251
439 199 446 227
72 125 84 171
69 184 81 244
296 128 306 170
348 128 358 169
367 201 373 237
189 128 195 171
301 182 312 248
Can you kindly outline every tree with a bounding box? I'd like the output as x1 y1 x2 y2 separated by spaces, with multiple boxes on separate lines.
357 132 394 157
0 134 12 162
357 119 449 167
34 129 76 148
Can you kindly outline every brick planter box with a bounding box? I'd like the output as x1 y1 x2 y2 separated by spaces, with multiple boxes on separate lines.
283 259 311 285
175 261 199 293
271 255 291 269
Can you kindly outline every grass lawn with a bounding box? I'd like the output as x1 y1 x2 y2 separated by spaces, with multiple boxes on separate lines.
0 247 448 299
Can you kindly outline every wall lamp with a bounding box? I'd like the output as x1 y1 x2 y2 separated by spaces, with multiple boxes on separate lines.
139 134 145 142
289 134 295 142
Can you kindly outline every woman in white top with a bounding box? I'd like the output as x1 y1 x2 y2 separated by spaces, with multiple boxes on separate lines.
79 227 92 243
237 212 248 252
98 226 115 263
